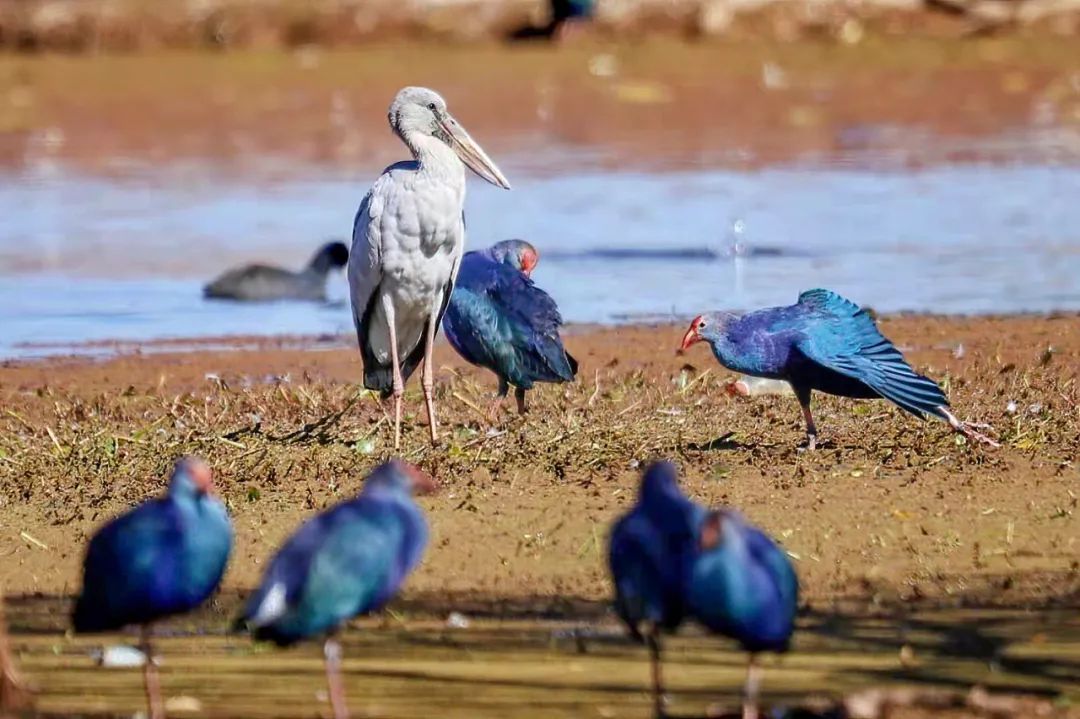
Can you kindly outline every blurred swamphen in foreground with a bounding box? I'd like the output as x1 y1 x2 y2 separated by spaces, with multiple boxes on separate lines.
609 461 798 719
689 509 798 719
608 461 701 715
235 460 436 719
72 457 232 719
680 289 998 449
443 240 578 418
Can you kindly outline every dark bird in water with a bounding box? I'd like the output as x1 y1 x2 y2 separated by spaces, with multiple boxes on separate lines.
203 241 349 302
680 289 999 449
442 240 577 418
235 460 436 719
72 457 232 719
689 508 798 719
608 461 701 716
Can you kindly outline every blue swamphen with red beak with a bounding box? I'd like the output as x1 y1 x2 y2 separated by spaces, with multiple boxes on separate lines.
73 457 232 719
443 240 578 418
235 460 436 719
680 289 998 449
609 461 798 719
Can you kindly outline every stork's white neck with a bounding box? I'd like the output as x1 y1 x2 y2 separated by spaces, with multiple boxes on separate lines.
403 132 466 186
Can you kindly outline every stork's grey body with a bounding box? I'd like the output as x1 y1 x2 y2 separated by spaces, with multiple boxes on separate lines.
349 87 510 448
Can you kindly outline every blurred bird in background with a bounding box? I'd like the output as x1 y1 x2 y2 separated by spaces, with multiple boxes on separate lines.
204 241 349 302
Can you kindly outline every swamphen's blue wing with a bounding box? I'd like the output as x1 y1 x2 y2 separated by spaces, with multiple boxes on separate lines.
788 289 949 420
609 513 684 638
687 510 798 654
444 252 576 390
73 458 232 633
74 500 186 632
239 461 432 647
240 500 415 646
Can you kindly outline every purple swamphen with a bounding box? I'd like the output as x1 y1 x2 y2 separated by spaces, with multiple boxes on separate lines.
72 457 232 719
689 509 798 719
442 239 577 418
608 461 701 715
609 461 798 719
235 460 436 719
680 289 998 449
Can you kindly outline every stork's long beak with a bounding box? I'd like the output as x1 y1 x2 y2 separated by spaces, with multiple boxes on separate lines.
679 326 700 352
441 115 511 190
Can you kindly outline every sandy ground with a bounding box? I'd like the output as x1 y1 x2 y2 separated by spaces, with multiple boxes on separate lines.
1 315 1077 612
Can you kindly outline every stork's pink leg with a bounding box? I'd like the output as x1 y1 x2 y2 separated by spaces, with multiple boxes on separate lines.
421 317 439 445
383 297 404 450
939 406 1000 448
324 637 349 719
140 624 164 719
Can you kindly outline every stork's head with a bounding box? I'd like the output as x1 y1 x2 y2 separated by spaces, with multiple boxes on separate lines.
489 239 539 277
389 87 511 190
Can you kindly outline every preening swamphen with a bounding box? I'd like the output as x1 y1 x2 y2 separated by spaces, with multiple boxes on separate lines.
72 457 232 719
680 289 998 449
608 461 701 715
442 240 577 418
235 460 436 719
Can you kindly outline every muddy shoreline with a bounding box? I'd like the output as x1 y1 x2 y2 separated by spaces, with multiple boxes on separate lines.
2 39 1079 177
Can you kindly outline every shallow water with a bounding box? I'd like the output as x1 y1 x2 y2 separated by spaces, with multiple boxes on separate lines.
2 159 1079 358
7 600 1079 718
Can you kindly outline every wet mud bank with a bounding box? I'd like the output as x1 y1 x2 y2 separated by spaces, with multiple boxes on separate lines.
0 0 1078 53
